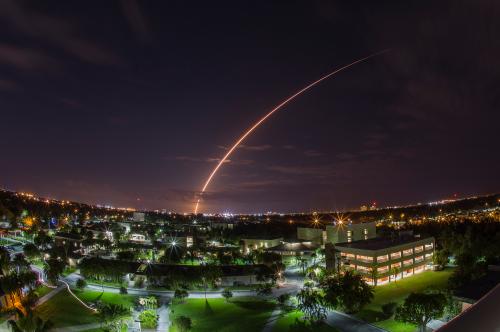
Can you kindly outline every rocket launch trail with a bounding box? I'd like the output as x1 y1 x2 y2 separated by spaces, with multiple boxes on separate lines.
194 50 389 214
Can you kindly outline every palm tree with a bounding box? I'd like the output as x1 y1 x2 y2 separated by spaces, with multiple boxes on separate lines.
8 308 53 332
0 246 11 275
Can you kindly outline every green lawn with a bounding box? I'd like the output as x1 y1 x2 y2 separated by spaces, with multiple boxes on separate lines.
272 310 338 332
73 289 137 308
356 268 454 332
169 297 275 332
36 289 98 327
35 285 54 298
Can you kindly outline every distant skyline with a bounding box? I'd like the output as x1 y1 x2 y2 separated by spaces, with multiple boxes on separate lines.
1 1 499 213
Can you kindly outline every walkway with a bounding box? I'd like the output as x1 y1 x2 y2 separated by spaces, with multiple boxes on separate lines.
157 304 170 331
326 310 387 332
36 285 65 306
261 308 282 332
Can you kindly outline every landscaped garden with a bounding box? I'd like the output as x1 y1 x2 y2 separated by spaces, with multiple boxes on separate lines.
169 297 276 332
356 268 455 332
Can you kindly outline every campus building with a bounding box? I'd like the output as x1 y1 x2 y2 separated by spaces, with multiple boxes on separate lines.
335 235 435 285
241 237 283 253
326 221 376 244
297 221 376 246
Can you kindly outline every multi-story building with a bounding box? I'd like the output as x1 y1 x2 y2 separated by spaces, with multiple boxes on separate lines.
326 221 376 244
298 221 376 246
335 235 435 285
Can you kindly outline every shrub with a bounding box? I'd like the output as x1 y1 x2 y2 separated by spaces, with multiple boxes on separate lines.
382 302 398 318
221 289 233 302
174 315 192 332
139 309 158 329
174 289 189 303
76 278 87 290
120 286 128 294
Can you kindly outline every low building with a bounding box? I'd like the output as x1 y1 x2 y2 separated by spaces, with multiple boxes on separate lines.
335 235 435 285
297 227 325 245
326 221 376 244
54 232 84 250
241 237 283 253
265 241 320 256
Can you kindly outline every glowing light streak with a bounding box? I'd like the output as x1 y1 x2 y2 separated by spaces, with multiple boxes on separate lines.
194 50 389 213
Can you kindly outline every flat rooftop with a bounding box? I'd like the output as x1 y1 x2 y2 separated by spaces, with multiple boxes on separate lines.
336 235 432 251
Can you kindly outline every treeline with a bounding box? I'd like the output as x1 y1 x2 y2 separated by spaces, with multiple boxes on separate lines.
404 216 500 287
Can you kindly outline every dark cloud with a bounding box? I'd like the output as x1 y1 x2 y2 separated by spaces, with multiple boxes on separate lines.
120 0 153 42
0 44 54 70
0 0 123 66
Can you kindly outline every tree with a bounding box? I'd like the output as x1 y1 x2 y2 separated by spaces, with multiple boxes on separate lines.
33 231 53 250
200 264 221 299
433 249 449 270
381 302 398 318
8 308 53 332
320 270 373 313
277 293 291 307
395 292 447 332
221 288 233 302
174 315 192 332
76 278 87 290
43 258 66 285
296 287 327 324
174 289 189 303
23 243 41 262
389 266 401 283
256 283 273 296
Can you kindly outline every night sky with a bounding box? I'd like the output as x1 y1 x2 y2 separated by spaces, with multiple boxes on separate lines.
1 1 499 213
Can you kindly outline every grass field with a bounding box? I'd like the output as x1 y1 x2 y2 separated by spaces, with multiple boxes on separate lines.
36 289 98 327
272 310 338 332
36 285 54 298
356 268 454 332
73 289 137 308
169 297 276 332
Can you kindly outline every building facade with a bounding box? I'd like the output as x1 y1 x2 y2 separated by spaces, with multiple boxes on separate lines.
297 227 325 245
335 235 435 285
241 237 283 253
325 221 376 244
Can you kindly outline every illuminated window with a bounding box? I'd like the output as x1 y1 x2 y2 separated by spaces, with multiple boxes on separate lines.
403 249 413 256
377 265 389 273
390 251 401 260
377 255 389 263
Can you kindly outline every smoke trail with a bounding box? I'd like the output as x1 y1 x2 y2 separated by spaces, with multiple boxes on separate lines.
194 50 389 213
